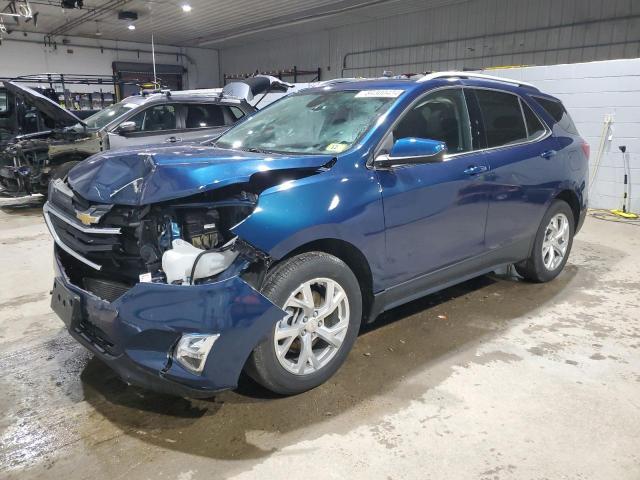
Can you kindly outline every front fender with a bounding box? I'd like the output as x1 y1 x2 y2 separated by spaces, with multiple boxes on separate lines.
231 167 387 290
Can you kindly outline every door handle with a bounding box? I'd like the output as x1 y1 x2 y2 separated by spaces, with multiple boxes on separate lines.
463 164 488 176
165 136 182 143
540 150 557 159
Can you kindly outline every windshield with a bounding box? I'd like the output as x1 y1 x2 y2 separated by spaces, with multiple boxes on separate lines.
215 89 401 154
80 100 139 130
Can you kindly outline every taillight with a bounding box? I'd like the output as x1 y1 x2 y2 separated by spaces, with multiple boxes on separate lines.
581 142 590 160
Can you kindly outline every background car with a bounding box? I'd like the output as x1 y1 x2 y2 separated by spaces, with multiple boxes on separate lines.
0 76 291 197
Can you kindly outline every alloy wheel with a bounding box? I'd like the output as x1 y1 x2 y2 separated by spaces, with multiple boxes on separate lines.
542 213 570 270
274 277 350 376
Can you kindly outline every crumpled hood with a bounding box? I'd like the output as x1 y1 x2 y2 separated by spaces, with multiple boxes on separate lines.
67 144 334 205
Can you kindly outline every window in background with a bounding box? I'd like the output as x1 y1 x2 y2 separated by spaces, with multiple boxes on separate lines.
0 91 8 114
128 104 177 132
185 104 225 129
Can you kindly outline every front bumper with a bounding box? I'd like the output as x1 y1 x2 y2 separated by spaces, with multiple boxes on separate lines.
52 249 285 398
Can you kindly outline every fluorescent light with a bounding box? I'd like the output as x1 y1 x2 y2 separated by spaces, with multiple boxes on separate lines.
127 24 136 30
181 4 192 12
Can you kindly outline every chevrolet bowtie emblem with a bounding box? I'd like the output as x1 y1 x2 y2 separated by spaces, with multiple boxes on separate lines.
76 211 100 226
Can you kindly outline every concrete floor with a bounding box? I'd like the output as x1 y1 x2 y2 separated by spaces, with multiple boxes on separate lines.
0 195 639 480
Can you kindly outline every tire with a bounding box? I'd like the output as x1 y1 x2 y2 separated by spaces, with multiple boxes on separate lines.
515 199 575 283
246 251 362 395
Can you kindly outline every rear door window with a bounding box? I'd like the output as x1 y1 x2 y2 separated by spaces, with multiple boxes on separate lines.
128 104 177 132
185 104 226 129
474 89 527 148
534 96 579 134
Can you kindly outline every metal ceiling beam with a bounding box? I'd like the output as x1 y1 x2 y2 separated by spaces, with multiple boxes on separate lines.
191 0 408 47
47 0 131 38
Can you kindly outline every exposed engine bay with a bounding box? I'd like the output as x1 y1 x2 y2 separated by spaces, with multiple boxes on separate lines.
0 138 50 195
47 178 265 302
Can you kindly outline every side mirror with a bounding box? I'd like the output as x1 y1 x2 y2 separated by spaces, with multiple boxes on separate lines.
375 138 446 168
114 121 137 135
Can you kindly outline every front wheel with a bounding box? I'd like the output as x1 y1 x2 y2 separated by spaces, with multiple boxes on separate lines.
245 252 362 395
516 199 575 283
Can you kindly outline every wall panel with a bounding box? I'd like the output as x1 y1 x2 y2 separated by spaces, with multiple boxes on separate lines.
480 58 640 212
219 0 640 80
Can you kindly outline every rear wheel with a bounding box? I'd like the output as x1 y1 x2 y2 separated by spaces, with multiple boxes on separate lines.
246 252 362 395
515 199 574 283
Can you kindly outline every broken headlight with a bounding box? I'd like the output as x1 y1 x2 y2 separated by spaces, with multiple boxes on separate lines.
174 333 220 374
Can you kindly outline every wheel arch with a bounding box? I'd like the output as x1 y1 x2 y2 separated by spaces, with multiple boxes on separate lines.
277 238 375 324
554 189 581 230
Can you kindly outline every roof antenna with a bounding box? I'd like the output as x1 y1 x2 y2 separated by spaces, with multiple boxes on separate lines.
151 33 157 89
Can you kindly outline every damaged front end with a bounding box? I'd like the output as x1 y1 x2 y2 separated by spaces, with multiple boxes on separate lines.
44 149 331 396
0 137 50 196
46 176 262 288
0 81 90 197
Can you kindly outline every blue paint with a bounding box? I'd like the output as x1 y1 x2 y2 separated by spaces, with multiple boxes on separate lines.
67 144 334 205
389 137 446 158
54 252 285 396
52 76 589 396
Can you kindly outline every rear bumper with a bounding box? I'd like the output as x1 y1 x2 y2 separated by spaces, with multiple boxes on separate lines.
52 248 284 398
576 203 587 234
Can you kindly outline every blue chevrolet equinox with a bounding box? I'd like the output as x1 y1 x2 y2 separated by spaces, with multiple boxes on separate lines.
44 72 588 397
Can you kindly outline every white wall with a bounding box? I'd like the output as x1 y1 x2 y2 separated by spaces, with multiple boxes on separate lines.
0 35 219 92
480 58 640 212
219 0 640 81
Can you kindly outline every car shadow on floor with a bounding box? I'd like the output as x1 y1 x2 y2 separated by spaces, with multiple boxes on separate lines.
79 264 581 461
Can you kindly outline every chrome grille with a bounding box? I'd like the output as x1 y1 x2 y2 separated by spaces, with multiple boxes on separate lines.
44 201 121 271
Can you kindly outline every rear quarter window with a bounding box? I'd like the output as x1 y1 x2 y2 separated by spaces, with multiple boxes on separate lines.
521 101 547 141
534 96 579 135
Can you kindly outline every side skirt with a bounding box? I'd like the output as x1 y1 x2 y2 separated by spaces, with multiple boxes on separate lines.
368 238 530 322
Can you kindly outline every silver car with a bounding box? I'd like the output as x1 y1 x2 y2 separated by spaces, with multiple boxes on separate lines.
1 76 291 196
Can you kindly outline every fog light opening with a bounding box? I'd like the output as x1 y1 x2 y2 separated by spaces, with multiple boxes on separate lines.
174 333 220 374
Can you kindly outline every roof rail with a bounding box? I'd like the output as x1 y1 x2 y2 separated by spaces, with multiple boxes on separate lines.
417 71 537 89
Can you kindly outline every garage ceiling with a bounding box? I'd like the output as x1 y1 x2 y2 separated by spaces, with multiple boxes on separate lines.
6 0 464 48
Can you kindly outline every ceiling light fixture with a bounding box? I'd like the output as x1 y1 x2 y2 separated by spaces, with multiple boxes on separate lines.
128 24 135 30
60 0 83 9
181 4 192 12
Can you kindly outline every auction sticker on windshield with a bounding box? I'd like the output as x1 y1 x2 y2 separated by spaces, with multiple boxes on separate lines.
354 90 404 98
325 143 349 153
